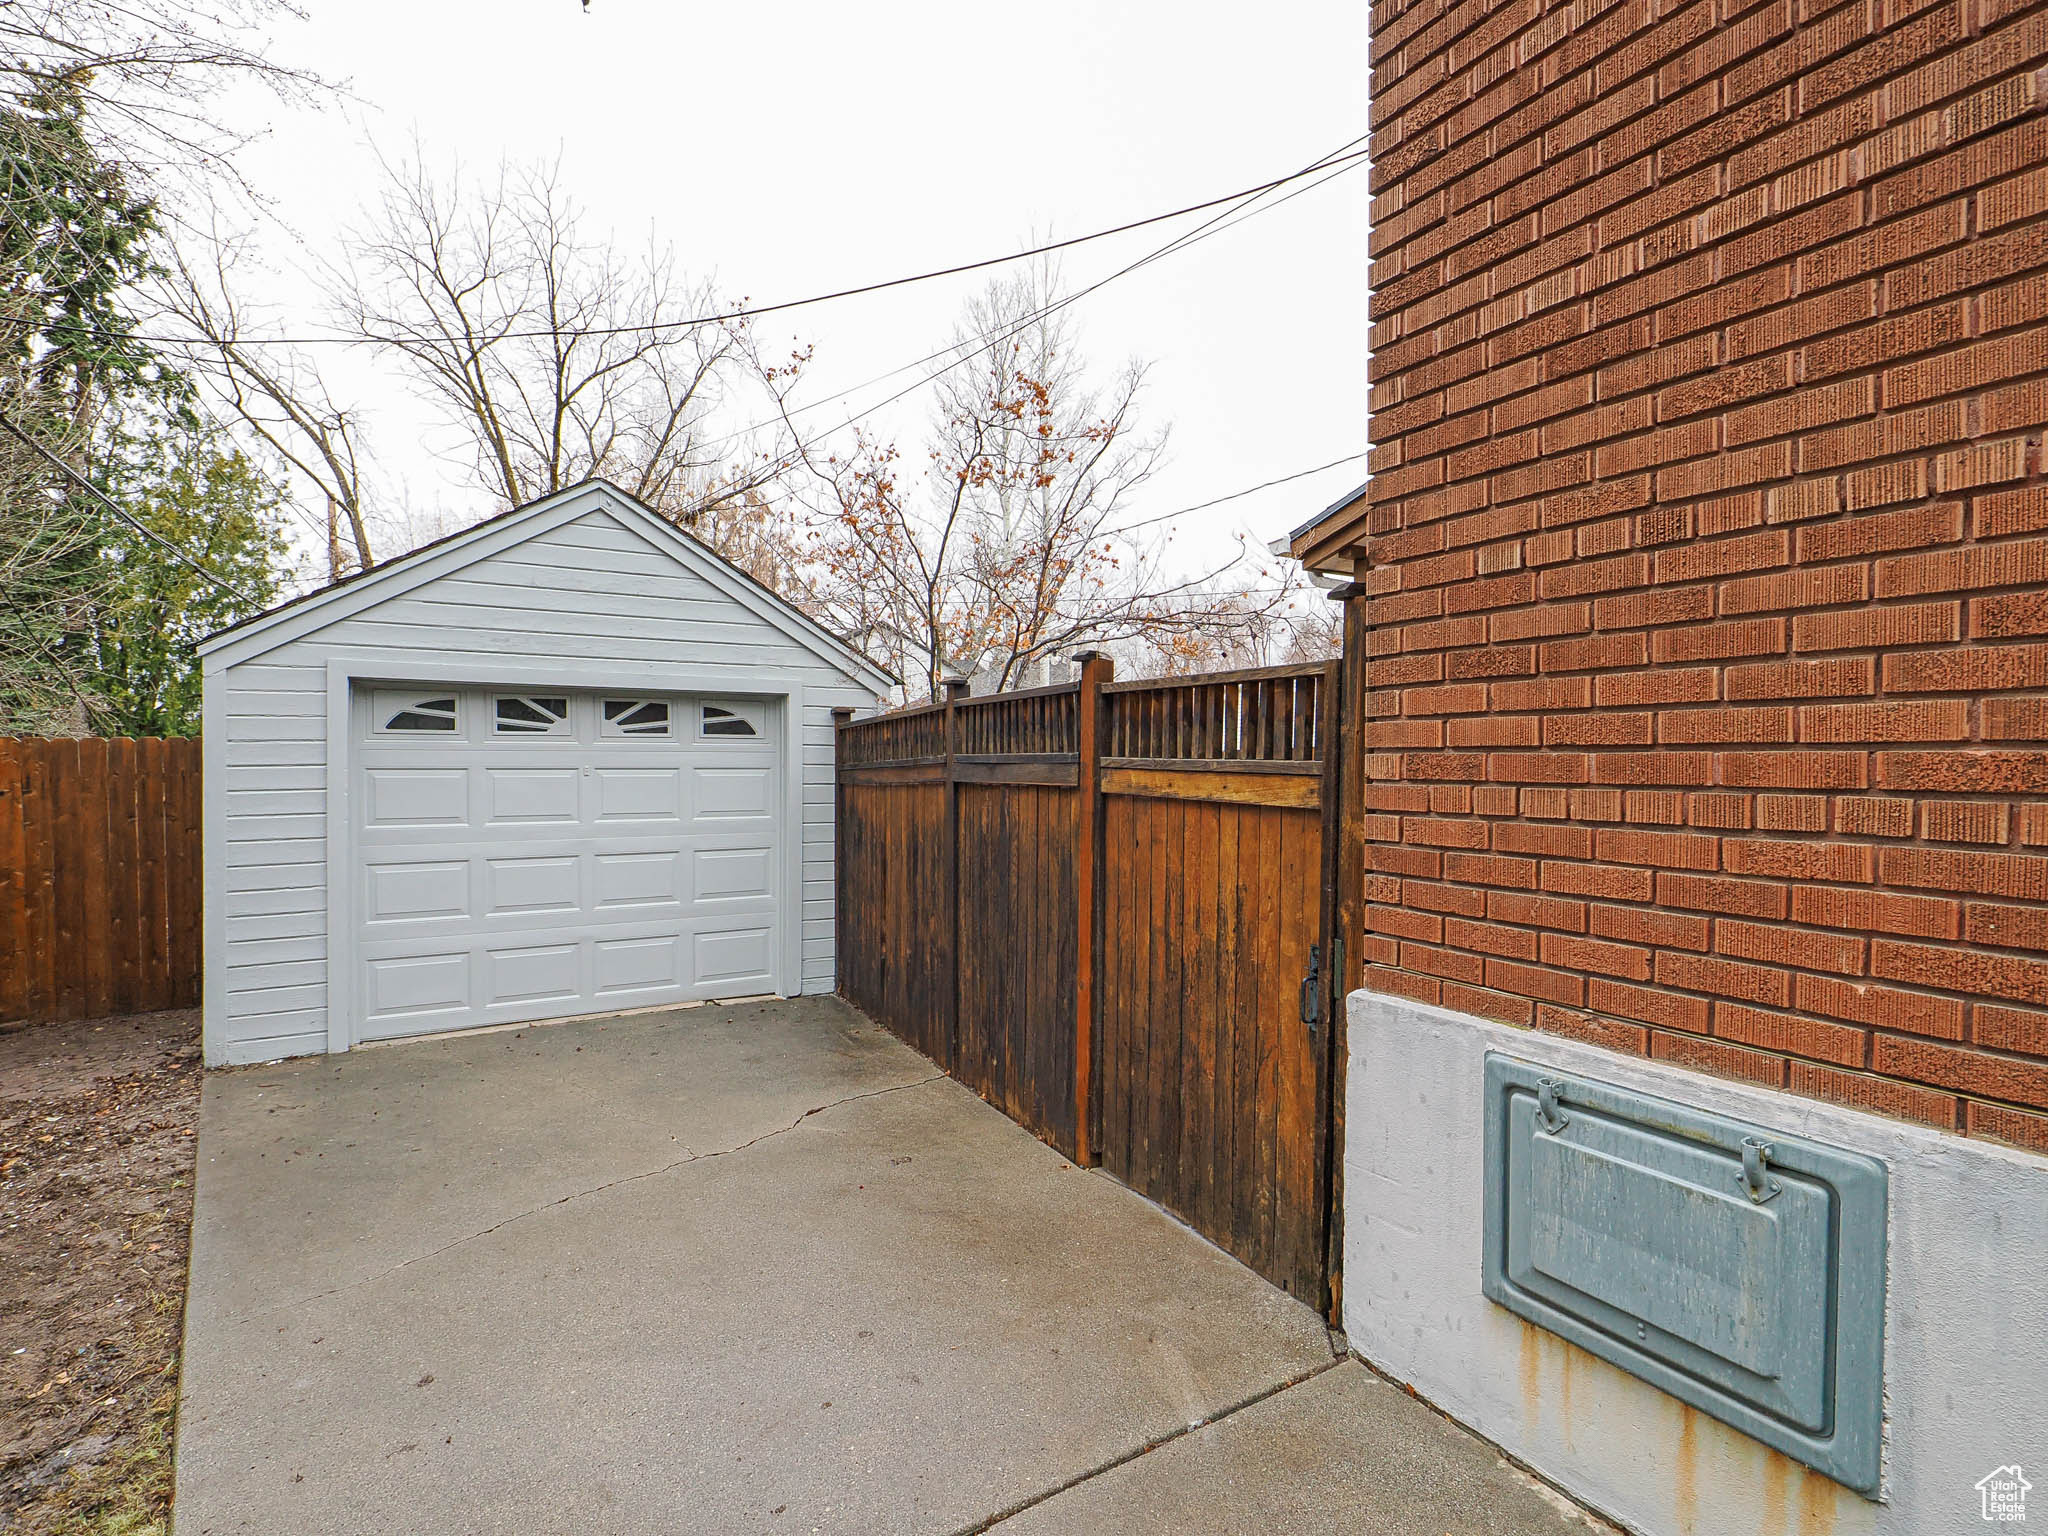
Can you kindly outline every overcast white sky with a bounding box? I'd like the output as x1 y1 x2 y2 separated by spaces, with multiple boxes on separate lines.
213 0 1368 585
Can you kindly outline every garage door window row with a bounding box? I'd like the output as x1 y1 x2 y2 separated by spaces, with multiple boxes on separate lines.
374 692 765 743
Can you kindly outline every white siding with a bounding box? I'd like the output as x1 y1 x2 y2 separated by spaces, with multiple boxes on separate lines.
204 499 877 1065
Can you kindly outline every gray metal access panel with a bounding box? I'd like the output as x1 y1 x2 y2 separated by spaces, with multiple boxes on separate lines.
1481 1054 1887 1496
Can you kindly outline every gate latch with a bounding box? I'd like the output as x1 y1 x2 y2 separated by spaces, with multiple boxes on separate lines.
1298 945 1323 1033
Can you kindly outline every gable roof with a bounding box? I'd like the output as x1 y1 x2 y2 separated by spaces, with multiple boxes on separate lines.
198 479 895 693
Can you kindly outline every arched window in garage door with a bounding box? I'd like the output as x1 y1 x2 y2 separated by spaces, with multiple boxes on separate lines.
699 701 763 739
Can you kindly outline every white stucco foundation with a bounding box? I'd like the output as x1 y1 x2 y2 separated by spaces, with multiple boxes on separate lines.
1342 990 2048 1536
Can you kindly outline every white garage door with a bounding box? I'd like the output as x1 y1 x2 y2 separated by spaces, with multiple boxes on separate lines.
350 686 783 1042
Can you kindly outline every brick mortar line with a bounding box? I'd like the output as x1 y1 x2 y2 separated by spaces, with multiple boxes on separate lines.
1369 2 2036 210
1360 962 2048 1117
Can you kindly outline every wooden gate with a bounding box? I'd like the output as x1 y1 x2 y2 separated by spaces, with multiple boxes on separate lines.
1096 670 1334 1304
835 659 1351 1309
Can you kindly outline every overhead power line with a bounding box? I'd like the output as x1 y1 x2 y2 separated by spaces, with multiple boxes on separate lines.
0 409 259 604
722 126 1375 456
712 127 1374 504
27 145 1371 352
1106 452 1371 537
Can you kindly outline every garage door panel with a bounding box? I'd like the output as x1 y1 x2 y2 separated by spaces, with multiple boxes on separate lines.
594 850 683 909
594 934 683 995
693 926 774 988
693 846 773 901
365 860 471 923
483 855 581 916
353 685 786 1041
694 766 772 819
485 768 580 824
364 952 470 1020
594 767 685 821
484 942 581 1007
365 768 469 827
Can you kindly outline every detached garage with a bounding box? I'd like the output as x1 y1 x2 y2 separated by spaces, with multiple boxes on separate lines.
198 480 890 1066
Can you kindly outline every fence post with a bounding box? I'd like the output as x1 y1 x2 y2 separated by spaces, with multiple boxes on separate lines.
831 707 854 1000
1323 582 1371 1323
1072 652 1113 1165
942 678 970 1075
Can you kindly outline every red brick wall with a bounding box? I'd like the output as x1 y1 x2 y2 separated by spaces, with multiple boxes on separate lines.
1352 0 2048 1150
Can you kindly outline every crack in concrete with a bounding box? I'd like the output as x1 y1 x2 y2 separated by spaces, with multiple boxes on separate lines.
228 1072 945 1325
945 1355 1349 1536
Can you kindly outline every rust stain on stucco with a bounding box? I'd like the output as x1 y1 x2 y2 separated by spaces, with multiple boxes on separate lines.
1558 1332 1576 1449
1674 1403 1699 1534
1797 1466 1839 1535
1761 1448 1790 1536
1517 1318 1542 1428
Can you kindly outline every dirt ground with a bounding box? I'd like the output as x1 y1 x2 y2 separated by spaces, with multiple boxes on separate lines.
0 1010 201 1536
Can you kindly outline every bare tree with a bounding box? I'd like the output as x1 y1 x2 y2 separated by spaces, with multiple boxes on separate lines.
790 428 960 698
0 0 319 725
162 232 377 576
0 404 103 730
0 0 320 199
332 152 769 515
1128 585 1341 677
788 265 1285 701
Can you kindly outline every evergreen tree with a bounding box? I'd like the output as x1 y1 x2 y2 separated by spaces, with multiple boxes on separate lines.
87 425 292 735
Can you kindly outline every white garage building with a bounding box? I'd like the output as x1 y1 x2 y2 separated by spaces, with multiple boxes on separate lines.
198 480 890 1067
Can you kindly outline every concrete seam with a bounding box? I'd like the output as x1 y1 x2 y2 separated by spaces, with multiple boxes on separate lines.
1344 1353 1625 1535
942 1355 1348 1536
223 1071 945 1325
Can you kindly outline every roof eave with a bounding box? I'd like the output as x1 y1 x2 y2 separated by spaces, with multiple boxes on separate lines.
1286 479 1373 572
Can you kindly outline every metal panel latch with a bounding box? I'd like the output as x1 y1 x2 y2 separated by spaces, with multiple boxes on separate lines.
1535 1077 1570 1135
1298 945 1323 1033
1737 1137 1782 1203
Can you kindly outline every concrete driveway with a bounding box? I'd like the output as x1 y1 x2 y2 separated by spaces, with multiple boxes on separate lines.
175 997 1604 1535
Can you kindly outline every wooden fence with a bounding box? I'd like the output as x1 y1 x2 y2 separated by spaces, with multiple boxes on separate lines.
836 659 1347 1307
0 737 203 1025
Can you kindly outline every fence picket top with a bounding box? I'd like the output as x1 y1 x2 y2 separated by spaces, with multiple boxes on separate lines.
952 679 1081 706
1101 660 1327 692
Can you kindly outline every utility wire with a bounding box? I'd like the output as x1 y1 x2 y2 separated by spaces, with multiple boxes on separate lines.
717 128 1375 500
23 146 1370 352
673 131 1372 552
1105 452 1370 536
0 408 260 603
713 128 1375 457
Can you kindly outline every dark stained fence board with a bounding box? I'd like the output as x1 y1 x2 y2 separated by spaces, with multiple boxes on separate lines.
171 736 203 1007
835 661 1339 1303
142 738 172 1010
0 743 24 1018
24 743 56 1016
101 736 131 1015
0 737 204 1025
53 738 86 1016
